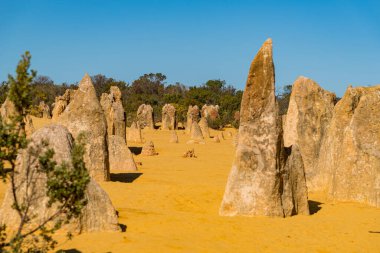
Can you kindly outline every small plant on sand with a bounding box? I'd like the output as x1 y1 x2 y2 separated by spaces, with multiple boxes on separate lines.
0 52 90 252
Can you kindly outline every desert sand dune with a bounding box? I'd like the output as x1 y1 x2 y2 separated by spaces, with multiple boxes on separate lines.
0 116 379 252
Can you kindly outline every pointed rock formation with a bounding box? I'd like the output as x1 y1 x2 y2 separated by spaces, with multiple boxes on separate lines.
0 125 119 233
127 121 143 143
313 85 380 207
169 130 179 143
57 74 110 182
283 77 336 187
220 39 309 217
199 117 210 138
186 105 200 134
162 104 176 130
141 141 158 156
137 104 154 129
213 135 221 143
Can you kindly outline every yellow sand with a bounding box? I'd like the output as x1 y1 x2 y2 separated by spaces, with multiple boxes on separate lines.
0 116 379 253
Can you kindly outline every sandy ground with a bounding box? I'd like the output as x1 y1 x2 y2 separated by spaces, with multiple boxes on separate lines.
0 116 379 252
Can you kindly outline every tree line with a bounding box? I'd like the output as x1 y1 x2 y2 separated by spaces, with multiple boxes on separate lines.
0 71 293 129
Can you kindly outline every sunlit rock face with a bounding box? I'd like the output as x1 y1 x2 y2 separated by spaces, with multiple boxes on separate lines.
220 39 309 217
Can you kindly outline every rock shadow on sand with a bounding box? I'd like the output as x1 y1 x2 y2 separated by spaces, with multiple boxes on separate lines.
308 200 323 215
129 146 142 155
110 172 143 183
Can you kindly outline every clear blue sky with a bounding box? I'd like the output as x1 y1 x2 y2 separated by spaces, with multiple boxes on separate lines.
1 0 379 96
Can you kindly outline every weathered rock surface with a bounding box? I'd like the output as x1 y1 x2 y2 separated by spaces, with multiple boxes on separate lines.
312 85 380 207
283 77 336 187
0 97 35 136
127 121 143 143
199 117 210 138
38 101 51 119
162 104 176 130
137 104 154 129
169 130 179 143
100 86 126 139
57 74 110 182
220 39 309 217
108 135 137 172
141 141 158 156
201 104 219 121
0 125 120 233
188 121 204 144
186 105 200 134
52 89 75 121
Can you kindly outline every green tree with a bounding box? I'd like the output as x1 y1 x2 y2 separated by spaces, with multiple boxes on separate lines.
0 52 90 252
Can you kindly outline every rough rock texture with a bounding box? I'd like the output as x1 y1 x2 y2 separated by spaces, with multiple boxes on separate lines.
100 86 126 139
201 104 219 121
38 101 51 119
199 117 210 138
312 85 380 207
183 149 197 158
137 104 154 129
162 104 176 130
170 130 179 143
57 74 110 182
141 141 158 156
52 89 75 121
189 121 204 142
0 98 35 136
283 77 336 187
220 39 309 217
0 125 119 233
127 121 143 143
108 135 137 172
186 105 200 134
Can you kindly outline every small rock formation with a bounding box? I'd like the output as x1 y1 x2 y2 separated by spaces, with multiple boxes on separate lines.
187 121 204 144
0 97 35 136
57 74 110 182
186 105 200 134
137 104 154 129
183 149 197 158
213 135 221 143
162 104 176 130
52 89 75 121
38 101 51 119
0 125 120 233
312 85 380 207
141 141 158 156
127 121 143 143
201 104 219 121
283 77 336 187
169 130 179 143
198 117 210 138
100 86 126 139
220 39 309 217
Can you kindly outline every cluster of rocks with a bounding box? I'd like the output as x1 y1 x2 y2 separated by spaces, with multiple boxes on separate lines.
284 77 380 207
38 101 51 119
183 149 197 158
52 89 75 120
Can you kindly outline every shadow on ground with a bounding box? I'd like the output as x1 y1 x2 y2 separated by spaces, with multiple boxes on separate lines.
308 200 323 215
110 173 143 183
56 249 81 253
129 147 142 155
